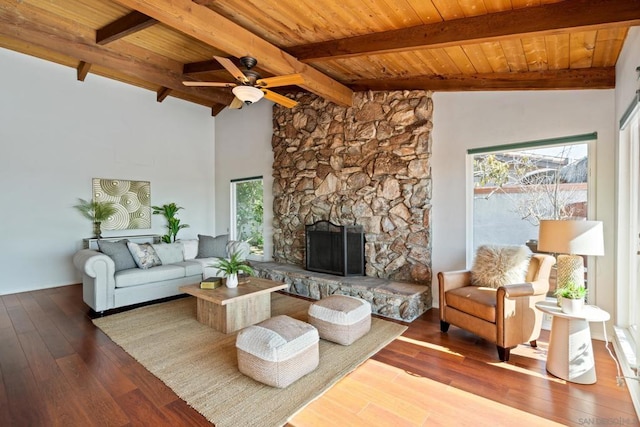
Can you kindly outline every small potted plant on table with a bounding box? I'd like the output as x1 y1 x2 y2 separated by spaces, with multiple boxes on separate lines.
212 252 254 288
554 280 587 315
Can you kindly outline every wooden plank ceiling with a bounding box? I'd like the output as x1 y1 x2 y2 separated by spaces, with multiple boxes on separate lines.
0 0 638 114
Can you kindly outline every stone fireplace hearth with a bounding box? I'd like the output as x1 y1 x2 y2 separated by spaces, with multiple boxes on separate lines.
271 90 433 306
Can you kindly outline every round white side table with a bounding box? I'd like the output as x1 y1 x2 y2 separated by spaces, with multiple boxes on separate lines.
535 300 610 384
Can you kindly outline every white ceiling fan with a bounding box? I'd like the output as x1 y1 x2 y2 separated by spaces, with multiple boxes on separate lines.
183 56 303 109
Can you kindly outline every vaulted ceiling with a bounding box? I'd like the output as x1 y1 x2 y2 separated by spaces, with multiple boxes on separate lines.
1 0 638 115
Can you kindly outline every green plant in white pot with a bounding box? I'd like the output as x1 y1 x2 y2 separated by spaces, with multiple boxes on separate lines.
554 280 587 315
73 198 117 238
212 252 254 288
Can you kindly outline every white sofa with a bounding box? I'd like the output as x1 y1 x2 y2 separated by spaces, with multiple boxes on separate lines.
73 237 249 313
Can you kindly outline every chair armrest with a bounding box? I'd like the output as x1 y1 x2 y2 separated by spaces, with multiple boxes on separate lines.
73 249 114 278
498 282 546 298
72 249 116 312
438 270 472 320
438 270 472 292
498 253 554 299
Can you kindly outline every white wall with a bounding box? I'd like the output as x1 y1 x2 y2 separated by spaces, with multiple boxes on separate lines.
0 48 216 295
214 100 275 260
431 90 616 317
615 26 640 122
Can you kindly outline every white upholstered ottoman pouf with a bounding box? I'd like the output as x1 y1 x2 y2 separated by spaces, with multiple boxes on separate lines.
308 295 371 345
236 315 319 388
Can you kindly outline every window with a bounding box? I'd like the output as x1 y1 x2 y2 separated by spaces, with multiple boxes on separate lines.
616 96 640 374
230 177 264 260
468 134 595 295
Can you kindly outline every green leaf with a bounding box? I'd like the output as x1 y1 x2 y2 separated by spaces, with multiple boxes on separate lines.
553 280 588 299
152 202 189 242
211 252 254 276
73 198 117 222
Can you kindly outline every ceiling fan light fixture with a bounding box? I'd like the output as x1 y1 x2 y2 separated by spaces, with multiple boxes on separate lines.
232 85 264 105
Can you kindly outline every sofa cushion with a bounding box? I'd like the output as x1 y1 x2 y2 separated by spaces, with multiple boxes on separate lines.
179 239 199 260
127 242 162 269
97 239 137 272
175 260 204 277
115 265 185 288
152 243 184 264
446 286 497 323
471 244 531 289
197 234 228 259
188 257 224 277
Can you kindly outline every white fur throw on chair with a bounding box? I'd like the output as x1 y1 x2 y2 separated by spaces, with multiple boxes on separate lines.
471 244 532 288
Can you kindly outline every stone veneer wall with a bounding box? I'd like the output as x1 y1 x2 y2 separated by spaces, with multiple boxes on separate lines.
271 90 432 289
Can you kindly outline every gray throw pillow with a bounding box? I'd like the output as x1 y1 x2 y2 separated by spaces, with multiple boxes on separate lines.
197 234 229 258
97 239 137 272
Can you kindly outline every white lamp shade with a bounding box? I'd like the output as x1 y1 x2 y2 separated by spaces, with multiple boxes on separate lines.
537 220 604 256
232 85 264 104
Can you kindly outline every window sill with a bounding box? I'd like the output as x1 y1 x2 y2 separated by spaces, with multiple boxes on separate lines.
613 326 640 419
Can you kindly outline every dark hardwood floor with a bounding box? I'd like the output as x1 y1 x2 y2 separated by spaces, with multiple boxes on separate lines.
0 284 636 426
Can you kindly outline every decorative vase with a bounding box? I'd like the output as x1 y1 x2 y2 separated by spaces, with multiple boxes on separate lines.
93 221 102 239
225 273 238 288
561 297 584 315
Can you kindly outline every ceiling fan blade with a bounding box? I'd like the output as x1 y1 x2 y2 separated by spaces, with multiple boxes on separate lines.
182 81 236 87
263 89 298 109
229 97 244 109
214 56 248 83
257 74 305 88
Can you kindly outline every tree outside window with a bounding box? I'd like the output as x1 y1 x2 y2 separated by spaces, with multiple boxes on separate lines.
473 145 588 227
232 178 264 257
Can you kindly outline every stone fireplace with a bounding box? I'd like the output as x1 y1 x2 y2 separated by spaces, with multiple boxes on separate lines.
305 220 365 276
271 90 433 299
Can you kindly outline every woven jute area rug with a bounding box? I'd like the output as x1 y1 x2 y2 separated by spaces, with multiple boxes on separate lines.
93 293 407 427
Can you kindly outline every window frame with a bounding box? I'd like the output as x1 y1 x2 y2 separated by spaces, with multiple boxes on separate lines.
229 176 265 261
616 97 640 368
465 134 598 301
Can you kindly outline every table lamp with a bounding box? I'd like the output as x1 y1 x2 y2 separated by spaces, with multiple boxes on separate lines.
537 220 604 290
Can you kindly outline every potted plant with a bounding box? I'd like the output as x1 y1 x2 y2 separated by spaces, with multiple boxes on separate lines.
554 280 587 314
212 252 254 288
73 198 117 238
152 202 190 243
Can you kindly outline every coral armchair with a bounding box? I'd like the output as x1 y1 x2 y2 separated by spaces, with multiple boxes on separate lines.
438 253 555 361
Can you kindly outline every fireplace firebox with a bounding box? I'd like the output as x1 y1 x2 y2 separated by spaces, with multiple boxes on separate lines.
305 220 364 276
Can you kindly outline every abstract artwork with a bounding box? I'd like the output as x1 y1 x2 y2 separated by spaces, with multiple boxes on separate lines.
92 178 151 230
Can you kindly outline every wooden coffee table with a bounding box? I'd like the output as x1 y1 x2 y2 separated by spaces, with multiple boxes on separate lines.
179 277 288 334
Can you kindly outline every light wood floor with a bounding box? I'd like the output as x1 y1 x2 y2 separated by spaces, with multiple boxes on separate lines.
0 284 637 426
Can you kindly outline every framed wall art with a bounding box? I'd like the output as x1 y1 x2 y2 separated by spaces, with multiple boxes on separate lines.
92 178 151 230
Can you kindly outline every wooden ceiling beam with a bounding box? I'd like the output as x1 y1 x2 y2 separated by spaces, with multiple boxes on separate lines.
112 0 353 106
348 67 616 91
0 2 231 107
96 11 157 45
211 104 226 116
156 87 171 102
183 59 224 75
77 61 91 81
288 0 640 62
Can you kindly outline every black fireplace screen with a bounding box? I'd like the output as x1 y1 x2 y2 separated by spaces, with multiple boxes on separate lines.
305 220 364 276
